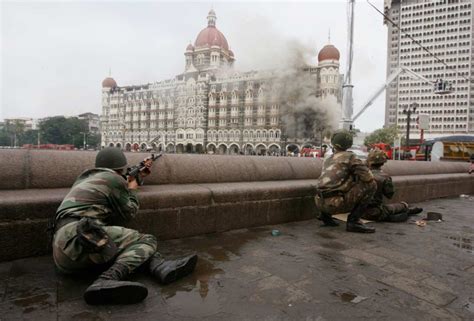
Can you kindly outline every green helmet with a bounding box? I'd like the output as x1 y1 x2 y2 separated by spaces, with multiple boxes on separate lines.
367 149 387 166
95 147 128 170
331 130 353 151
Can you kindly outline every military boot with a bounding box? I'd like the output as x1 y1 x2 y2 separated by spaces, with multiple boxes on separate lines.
149 253 198 285
346 204 375 233
319 212 340 227
386 212 408 222
84 263 148 305
407 207 423 216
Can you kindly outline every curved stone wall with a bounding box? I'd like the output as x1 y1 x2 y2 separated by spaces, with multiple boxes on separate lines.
0 150 470 190
0 150 322 189
382 160 469 176
0 149 472 262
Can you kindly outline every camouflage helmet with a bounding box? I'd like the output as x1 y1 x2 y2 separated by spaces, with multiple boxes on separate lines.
95 147 128 170
331 130 353 151
367 149 387 166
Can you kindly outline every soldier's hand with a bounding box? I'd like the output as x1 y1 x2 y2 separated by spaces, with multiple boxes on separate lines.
139 158 153 178
128 176 139 190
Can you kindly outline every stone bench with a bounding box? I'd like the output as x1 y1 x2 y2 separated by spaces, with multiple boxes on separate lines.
0 150 472 262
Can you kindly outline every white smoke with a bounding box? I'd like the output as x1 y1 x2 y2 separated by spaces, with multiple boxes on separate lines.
270 40 341 143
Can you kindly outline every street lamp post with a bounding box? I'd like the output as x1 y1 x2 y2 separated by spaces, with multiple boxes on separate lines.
402 102 418 159
79 132 87 150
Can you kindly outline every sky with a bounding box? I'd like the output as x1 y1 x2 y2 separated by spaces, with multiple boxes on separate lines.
1 0 387 132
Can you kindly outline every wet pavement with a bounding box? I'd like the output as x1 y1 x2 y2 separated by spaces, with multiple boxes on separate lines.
1 196 473 321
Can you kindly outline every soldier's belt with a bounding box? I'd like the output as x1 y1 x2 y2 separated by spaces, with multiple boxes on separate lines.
318 190 345 198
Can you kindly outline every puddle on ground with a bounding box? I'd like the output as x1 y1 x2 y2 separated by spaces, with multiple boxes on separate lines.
332 291 367 303
162 258 223 318
161 227 270 318
161 258 223 299
185 227 269 260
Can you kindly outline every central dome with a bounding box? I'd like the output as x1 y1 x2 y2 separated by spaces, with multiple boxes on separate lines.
194 10 229 50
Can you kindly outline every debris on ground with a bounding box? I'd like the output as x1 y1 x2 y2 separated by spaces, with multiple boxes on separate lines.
415 220 427 227
271 229 281 236
424 212 443 221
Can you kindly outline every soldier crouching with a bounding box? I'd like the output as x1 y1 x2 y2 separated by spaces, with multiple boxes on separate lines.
51 147 197 305
361 149 423 222
315 130 377 233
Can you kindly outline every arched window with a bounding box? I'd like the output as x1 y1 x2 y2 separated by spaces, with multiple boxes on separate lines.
197 54 204 65
246 89 253 99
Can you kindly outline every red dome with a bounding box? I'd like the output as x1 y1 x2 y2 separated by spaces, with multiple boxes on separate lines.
318 44 340 62
195 27 229 50
102 77 117 88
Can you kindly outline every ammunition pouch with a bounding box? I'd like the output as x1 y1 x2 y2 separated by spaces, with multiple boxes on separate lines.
76 218 117 256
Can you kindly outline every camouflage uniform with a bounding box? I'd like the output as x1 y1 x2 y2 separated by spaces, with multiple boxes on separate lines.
52 168 157 275
315 151 376 216
361 168 409 222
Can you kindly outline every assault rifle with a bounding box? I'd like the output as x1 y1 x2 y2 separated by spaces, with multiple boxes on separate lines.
126 153 162 185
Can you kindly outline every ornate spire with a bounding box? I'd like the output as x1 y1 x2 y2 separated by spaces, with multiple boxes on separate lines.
328 29 331 43
207 9 216 27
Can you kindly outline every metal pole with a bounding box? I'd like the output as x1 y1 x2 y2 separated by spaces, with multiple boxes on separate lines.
342 0 355 130
405 110 411 156
83 132 86 150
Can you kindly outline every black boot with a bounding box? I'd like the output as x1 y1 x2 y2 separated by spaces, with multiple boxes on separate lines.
347 204 375 233
407 207 423 216
84 263 148 305
386 212 408 222
346 220 376 233
149 253 198 285
319 212 339 227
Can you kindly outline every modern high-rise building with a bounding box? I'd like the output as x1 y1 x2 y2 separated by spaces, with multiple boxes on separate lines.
100 10 343 154
384 0 473 139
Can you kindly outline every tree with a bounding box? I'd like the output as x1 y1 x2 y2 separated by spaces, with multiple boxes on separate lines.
86 132 101 149
364 126 399 147
40 116 88 147
4 120 25 147
18 130 39 145
0 129 10 146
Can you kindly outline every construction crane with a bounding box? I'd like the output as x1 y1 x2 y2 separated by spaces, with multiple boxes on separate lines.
351 65 454 123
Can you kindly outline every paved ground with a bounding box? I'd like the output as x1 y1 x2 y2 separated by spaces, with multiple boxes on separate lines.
1 196 473 321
